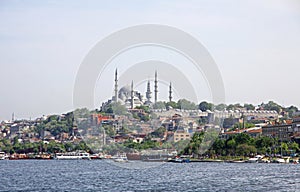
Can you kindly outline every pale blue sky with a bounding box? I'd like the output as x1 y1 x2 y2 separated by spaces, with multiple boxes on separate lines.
0 0 300 120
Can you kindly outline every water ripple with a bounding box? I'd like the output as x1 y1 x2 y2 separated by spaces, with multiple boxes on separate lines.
0 161 299 191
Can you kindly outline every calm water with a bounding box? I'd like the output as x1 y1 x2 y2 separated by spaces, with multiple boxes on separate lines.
0 160 300 191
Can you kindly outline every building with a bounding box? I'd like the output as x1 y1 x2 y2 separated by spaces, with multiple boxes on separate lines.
173 130 191 142
262 124 293 141
220 127 262 139
101 69 168 111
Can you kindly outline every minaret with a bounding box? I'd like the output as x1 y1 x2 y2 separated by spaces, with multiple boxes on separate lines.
102 129 106 146
154 71 158 103
169 82 172 102
146 80 152 103
114 69 118 102
131 80 134 109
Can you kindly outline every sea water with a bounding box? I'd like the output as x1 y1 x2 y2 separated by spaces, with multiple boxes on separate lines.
0 160 299 191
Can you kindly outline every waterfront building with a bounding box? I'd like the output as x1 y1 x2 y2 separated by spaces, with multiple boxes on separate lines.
262 117 300 142
220 127 262 140
262 124 293 141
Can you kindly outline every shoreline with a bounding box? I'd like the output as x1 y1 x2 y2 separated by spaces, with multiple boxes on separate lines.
2 157 299 164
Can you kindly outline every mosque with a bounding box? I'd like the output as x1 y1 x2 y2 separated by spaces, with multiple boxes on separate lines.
100 69 173 111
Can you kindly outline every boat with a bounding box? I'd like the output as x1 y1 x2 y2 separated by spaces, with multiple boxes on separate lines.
0 152 9 160
227 160 246 163
55 151 91 160
113 153 128 163
141 154 168 162
141 150 176 162
273 158 287 163
9 153 29 160
33 153 52 160
169 156 190 163
247 155 264 163
259 158 270 163
90 153 104 160
126 153 141 161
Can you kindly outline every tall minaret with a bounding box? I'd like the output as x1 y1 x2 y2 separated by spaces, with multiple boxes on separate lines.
154 71 158 103
131 80 134 109
169 82 172 102
146 80 152 103
114 69 118 102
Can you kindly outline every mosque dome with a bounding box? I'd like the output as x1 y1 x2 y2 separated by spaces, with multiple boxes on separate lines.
118 85 131 101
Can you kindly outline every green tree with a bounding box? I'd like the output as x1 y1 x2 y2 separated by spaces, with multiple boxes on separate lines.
261 101 282 113
135 105 150 113
181 132 205 157
255 136 276 151
234 133 253 145
236 144 257 156
244 103 255 110
286 106 298 118
212 138 225 155
281 142 288 155
177 99 197 110
111 102 128 115
74 108 91 118
150 127 166 138
166 101 178 109
233 122 255 129
289 142 300 152
0 139 12 153
199 101 213 111
103 125 116 137
64 142 74 152
75 141 89 152
12 137 22 153
226 138 236 155
215 103 227 111
153 101 166 109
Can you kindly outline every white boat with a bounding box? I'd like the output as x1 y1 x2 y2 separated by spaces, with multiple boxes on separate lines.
247 155 264 163
113 153 128 163
274 158 287 163
0 152 9 160
55 151 91 160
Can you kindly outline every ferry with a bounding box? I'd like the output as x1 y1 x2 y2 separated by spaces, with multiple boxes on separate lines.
55 151 91 160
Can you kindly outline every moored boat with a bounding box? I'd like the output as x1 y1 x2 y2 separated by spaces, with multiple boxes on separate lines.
55 151 91 160
113 153 128 162
247 155 264 163
9 153 29 160
169 156 190 163
227 160 246 163
0 152 9 160
273 158 287 163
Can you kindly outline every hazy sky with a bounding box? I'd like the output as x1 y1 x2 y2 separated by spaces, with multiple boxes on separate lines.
0 0 300 120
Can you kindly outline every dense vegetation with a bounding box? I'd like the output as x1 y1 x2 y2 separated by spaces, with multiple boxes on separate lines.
181 132 300 158
0 138 90 154
35 113 73 137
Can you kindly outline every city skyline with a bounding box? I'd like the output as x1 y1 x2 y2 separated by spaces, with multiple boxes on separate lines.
1 0 300 120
